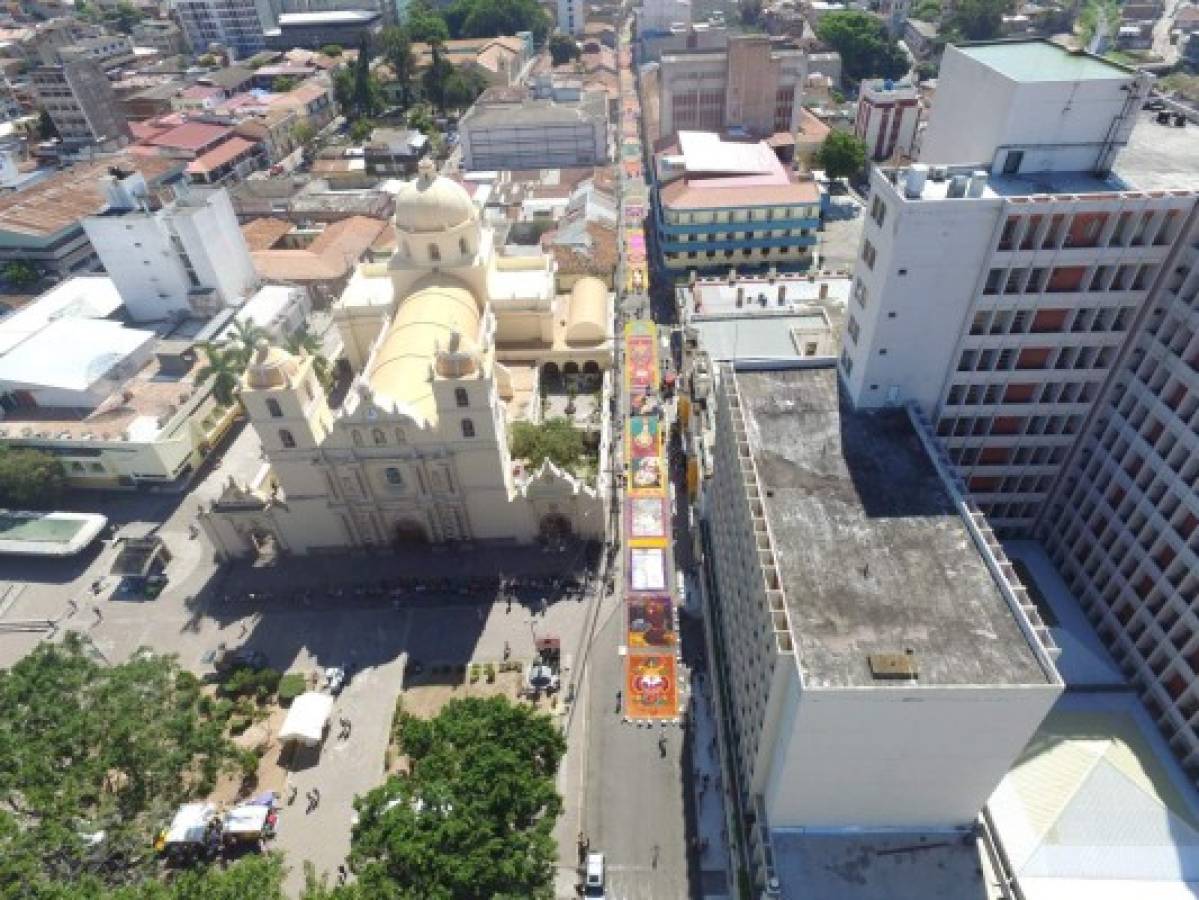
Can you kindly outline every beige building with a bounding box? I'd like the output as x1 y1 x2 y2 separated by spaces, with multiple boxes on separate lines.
657 35 806 140
200 161 614 556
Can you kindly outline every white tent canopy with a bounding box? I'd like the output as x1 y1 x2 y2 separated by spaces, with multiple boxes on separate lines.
165 802 217 845
278 691 333 746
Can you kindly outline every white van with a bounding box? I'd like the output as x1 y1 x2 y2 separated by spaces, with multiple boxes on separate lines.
584 851 606 898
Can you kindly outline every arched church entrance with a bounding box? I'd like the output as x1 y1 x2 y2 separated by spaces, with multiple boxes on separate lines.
539 513 573 541
393 518 429 544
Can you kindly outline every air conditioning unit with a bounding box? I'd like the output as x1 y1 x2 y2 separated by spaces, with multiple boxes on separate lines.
929 166 948 182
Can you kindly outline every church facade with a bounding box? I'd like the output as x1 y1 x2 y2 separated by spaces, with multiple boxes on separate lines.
199 162 614 558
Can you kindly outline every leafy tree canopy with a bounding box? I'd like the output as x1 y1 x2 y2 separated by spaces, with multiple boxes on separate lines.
2 259 39 287
0 637 249 897
344 697 565 900
511 418 585 470
548 34 580 66
816 11 909 82
946 0 1008 40
0 446 65 508
815 129 867 180
320 44 343 57
405 0 450 44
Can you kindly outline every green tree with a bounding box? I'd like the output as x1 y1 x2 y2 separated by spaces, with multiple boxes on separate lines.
947 0 1008 39
0 447 65 508
548 33 580 66
227 319 269 366
197 343 243 406
0 636 247 894
816 11 910 82
353 34 379 118
1 260 38 287
406 0 450 43
36 108 58 140
273 75 299 93
292 119 316 147
284 328 334 390
346 697 565 900
911 0 942 19
442 66 486 110
108 0 142 34
421 40 454 113
349 117 375 142
815 129 867 180
333 67 355 116
380 25 417 110
447 0 550 43
510 418 585 470
320 43 344 57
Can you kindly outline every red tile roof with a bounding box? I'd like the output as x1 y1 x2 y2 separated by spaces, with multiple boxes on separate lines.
185 136 257 175
146 121 231 153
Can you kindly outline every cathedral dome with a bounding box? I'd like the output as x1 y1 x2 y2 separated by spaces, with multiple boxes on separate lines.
394 158 478 234
244 339 300 389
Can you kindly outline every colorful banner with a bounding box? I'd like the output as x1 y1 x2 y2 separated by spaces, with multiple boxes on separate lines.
629 547 667 592
626 654 679 719
626 496 669 547
628 596 676 648
628 415 661 458
624 321 658 392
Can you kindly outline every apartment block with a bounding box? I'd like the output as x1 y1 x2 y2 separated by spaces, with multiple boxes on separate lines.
854 78 919 161
839 41 1197 536
657 34 806 140
558 0 585 35
84 179 258 322
836 39 1199 787
177 0 268 58
31 53 131 151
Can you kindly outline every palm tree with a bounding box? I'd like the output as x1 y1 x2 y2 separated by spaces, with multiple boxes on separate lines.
228 320 268 366
285 328 333 390
197 344 242 407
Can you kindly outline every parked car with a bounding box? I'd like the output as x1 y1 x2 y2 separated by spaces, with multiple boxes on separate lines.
584 852 606 898
215 648 269 674
323 666 346 695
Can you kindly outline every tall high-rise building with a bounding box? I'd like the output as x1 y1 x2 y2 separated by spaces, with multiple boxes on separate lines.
177 0 269 59
558 0 585 36
838 39 1199 776
31 51 131 151
83 178 258 322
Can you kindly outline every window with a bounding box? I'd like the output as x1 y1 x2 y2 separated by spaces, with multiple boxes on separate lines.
429 243 441 262
461 418 475 438
455 387 469 408
279 429 296 448
870 196 887 227
395 428 407 443
459 237 470 255
372 428 386 445
384 466 403 486
861 239 877 270
352 429 364 447
1002 150 1024 175
266 398 283 418
847 314 860 344
840 349 853 375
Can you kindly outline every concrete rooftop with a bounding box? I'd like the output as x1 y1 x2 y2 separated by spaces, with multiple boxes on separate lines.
736 367 1052 689
771 830 996 900
957 40 1132 83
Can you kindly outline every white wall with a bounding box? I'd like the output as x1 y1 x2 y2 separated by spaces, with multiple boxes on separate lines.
841 171 1002 412
764 681 1060 828
921 44 1144 173
170 188 258 306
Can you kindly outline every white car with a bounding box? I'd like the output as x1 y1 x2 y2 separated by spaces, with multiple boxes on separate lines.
584 852 605 898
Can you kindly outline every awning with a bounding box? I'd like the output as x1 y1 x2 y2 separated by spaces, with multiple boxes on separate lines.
278 691 333 746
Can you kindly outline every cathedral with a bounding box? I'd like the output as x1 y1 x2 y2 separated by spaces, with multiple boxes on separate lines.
199 161 614 557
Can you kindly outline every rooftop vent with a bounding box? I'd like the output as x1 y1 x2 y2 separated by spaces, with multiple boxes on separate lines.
868 651 919 680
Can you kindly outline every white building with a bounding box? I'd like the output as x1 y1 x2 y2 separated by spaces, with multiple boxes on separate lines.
459 92 609 171
199 161 615 556
698 363 1061 888
854 78 919 161
84 179 258 323
558 0 585 35
0 277 236 489
639 0 692 34
836 38 1199 786
225 284 311 342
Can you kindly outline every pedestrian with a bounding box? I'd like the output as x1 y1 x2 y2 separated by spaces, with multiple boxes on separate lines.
652 844 659 869
337 865 347 886
312 787 321 805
